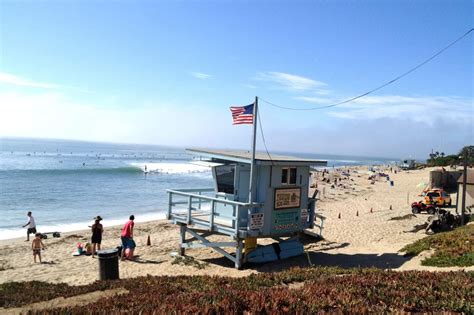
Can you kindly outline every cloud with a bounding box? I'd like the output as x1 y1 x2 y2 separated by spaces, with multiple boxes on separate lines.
189 72 212 80
256 71 329 94
294 92 472 124
0 72 60 89
294 96 334 104
0 89 471 159
263 117 472 158
328 95 473 124
243 84 257 89
0 90 256 149
260 71 471 126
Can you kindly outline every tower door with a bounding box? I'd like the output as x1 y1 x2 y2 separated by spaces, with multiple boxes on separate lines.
236 168 250 202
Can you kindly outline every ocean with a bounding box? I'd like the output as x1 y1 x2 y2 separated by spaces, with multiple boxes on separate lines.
0 138 395 240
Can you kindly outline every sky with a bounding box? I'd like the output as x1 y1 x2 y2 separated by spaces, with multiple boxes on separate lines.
0 0 472 159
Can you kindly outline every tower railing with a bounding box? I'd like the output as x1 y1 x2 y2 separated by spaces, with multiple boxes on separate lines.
166 188 251 237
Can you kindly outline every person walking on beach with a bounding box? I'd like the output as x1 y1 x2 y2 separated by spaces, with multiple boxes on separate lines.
121 215 135 260
22 211 36 242
91 216 104 258
32 233 45 263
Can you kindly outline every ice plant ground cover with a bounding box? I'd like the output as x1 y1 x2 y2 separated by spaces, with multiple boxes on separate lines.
401 224 474 267
1 267 472 313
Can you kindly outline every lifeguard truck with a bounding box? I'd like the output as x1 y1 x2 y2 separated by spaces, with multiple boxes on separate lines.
166 148 327 269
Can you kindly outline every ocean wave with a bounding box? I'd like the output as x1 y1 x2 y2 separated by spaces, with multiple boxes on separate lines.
333 160 359 164
0 166 144 175
129 162 211 174
0 162 211 176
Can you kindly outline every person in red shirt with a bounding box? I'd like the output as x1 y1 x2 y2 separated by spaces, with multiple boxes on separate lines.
121 215 135 260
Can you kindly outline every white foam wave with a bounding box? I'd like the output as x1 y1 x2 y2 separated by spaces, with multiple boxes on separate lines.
334 160 358 164
130 162 210 174
0 212 167 241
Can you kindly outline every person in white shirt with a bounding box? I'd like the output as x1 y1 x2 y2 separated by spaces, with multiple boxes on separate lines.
22 211 36 241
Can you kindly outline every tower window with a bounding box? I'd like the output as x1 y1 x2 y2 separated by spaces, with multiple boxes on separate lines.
281 167 297 185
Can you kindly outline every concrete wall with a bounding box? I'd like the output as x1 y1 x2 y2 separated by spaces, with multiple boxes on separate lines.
456 183 474 213
430 170 462 192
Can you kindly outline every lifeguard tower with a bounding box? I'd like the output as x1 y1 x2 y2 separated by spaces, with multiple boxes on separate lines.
166 148 327 269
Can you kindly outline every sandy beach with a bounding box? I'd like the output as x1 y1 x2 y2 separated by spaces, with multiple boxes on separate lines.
0 166 471 285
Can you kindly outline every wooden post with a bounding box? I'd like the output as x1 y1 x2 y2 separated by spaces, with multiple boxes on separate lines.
235 238 244 269
234 205 239 235
209 200 215 231
167 192 172 220
179 224 186 256
461 150 467 225
198 190 202 210
187 196 192 224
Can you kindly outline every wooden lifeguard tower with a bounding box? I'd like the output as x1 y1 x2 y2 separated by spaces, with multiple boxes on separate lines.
166 148 327 268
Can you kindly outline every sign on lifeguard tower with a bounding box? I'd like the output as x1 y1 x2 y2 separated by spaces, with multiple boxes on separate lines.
166 97 327 268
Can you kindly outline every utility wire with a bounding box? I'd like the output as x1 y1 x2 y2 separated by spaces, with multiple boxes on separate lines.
260 28 474 111
257 107 274 165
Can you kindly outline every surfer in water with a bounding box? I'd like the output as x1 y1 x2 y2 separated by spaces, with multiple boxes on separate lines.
144 165 148 174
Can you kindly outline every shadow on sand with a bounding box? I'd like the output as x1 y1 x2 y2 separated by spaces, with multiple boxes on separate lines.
315 242 350 251
255 251 411 273
202 240 411 272
129 256 162 265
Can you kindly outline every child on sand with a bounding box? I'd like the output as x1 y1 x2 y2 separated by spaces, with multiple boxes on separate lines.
32 233 45 263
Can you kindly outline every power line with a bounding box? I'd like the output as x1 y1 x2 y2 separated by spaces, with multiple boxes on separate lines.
260 27 473 111
257 106 274 165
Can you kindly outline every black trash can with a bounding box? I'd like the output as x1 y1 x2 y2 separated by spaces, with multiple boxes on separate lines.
97 249 119 280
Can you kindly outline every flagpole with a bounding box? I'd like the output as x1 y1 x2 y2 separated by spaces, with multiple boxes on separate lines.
248 96 258 205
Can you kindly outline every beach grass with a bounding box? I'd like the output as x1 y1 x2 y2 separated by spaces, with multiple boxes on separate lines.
171 255 209 269
401 224 474 267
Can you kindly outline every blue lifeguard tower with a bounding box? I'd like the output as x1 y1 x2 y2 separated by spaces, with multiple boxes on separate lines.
166 148 327 268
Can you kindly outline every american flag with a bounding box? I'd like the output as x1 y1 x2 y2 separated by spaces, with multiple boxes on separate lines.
230 103 254 125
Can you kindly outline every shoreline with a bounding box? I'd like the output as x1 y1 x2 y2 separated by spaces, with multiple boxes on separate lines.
0 218 169 246
0 212 168 242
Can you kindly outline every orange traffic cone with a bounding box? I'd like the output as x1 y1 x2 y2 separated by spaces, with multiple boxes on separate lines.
147 235 151 246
